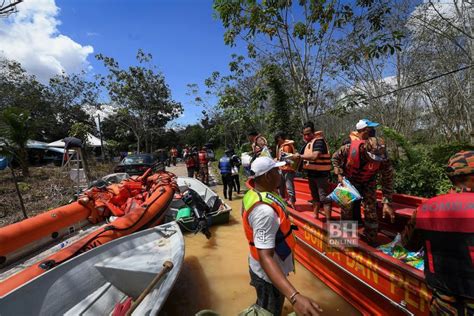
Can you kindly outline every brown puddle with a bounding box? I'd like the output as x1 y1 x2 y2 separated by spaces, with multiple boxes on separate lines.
161 166 360 315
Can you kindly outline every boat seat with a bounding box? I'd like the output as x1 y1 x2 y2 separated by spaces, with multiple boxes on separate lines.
94 240 171 298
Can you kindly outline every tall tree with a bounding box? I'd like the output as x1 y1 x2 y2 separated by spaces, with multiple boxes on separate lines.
97 50 183 153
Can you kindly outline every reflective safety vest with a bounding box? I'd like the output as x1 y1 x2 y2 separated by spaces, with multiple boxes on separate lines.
198 151 208 165
302 132 331 172
242 190 296 261
415 192 474 298
277 140 297 172
345 140 380 184
219 156 232 174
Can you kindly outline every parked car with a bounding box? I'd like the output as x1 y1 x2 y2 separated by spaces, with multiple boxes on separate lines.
114 154 158 176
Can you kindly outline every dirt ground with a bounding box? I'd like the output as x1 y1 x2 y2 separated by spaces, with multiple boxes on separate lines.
0 163 115 228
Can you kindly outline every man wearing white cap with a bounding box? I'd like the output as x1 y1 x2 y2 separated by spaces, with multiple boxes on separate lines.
349 119 379 142
241 157 323 316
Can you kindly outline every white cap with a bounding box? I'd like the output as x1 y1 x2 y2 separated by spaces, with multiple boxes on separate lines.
251 157 285 177
356 119 379 130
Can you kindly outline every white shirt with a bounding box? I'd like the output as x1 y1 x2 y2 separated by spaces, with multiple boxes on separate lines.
247 203 294 283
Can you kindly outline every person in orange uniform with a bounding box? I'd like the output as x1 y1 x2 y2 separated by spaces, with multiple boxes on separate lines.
291 122 332 220
332 137 395 245
275 131 297 208
401 151 474 315
170 147 178 166
347 119 379 143
242 157 323 316
198 146 209 185
183 146 196 178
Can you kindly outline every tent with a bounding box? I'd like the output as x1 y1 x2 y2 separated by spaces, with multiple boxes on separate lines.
47 134 104 148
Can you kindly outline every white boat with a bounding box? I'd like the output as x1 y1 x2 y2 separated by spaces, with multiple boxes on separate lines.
166 177 232 234
0 222 184 316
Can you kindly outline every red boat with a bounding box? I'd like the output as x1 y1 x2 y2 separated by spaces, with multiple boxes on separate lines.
248 178 431 315
0 170 178 297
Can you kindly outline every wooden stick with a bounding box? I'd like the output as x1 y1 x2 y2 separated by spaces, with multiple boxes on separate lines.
125 260 174 316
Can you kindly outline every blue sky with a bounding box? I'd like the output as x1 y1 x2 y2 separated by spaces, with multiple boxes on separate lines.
53 0 245 126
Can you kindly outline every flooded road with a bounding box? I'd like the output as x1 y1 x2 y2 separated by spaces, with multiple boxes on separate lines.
161 164 359 315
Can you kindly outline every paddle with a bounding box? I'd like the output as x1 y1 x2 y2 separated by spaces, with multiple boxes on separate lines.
124 260 174 316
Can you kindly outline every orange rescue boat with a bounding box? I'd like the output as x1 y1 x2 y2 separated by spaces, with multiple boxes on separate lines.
247 178 431 315
0 169 178 296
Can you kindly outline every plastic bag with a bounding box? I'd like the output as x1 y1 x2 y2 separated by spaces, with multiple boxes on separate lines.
378 233 425 270
241 152 252 168
328 177 362 208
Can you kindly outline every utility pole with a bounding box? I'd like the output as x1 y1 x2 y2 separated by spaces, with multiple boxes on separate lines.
97 114 105 161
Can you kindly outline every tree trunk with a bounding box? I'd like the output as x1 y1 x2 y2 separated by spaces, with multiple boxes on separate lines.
19 147 29 177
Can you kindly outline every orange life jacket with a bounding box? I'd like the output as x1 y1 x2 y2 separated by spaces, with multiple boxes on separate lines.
198 150 208 165
242 190 296 261
184 150 195 168
345 140 380 183
415 192 474 298
349 131 361 141
302 131 331 172
277 140 296 172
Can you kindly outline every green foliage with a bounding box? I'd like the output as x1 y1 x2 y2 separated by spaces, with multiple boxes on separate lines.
69 122 93 145
0 107 33 176
392 151 452 197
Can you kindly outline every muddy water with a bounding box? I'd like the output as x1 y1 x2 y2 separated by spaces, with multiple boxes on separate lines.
161 165 360 315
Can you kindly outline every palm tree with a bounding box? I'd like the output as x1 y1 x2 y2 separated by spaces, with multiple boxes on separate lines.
0 107 32 177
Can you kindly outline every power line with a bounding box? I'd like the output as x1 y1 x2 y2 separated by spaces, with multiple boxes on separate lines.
365 64 473 101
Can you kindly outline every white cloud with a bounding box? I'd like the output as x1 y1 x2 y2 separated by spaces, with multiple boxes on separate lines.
0 0 93 82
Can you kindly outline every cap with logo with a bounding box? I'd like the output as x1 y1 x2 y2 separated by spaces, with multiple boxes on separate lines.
251 157 285 177
356 119 379 131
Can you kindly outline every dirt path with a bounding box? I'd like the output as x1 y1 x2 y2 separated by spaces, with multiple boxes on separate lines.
161 163 359 315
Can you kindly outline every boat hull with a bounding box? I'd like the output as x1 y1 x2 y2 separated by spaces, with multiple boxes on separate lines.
0 222 184 316
247 177 432 315
0 177 176 297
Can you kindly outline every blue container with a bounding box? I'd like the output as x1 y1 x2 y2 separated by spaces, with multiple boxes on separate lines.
0 156 7 170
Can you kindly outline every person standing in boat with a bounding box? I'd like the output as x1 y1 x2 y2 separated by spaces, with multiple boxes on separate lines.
346 119 379 143
248 131 271 162
290 122 332 220
242 157 323 316
275 131 297 209
183 146 196 178
401 151 474 315
218 149 234 200
198 146 210 185
332 137 395 245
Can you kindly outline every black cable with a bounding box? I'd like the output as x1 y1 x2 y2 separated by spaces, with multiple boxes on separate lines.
364 64 473 101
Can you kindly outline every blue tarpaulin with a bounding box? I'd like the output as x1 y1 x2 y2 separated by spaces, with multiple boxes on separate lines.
0 156 8 170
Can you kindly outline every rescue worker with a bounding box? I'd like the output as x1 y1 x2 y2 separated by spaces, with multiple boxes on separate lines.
229 148 242 194
218 149 233 200
170 147 178 166
243 157 323 316
347 119 379 143
291 122 332 220
198 146 209 185
332 137 395 245
192 146 200 178
401 151 474 315
275 131 297 208
248 131 271 161
183 146 196 178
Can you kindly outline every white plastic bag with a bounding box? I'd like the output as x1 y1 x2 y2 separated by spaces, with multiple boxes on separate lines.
328 177 362 208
